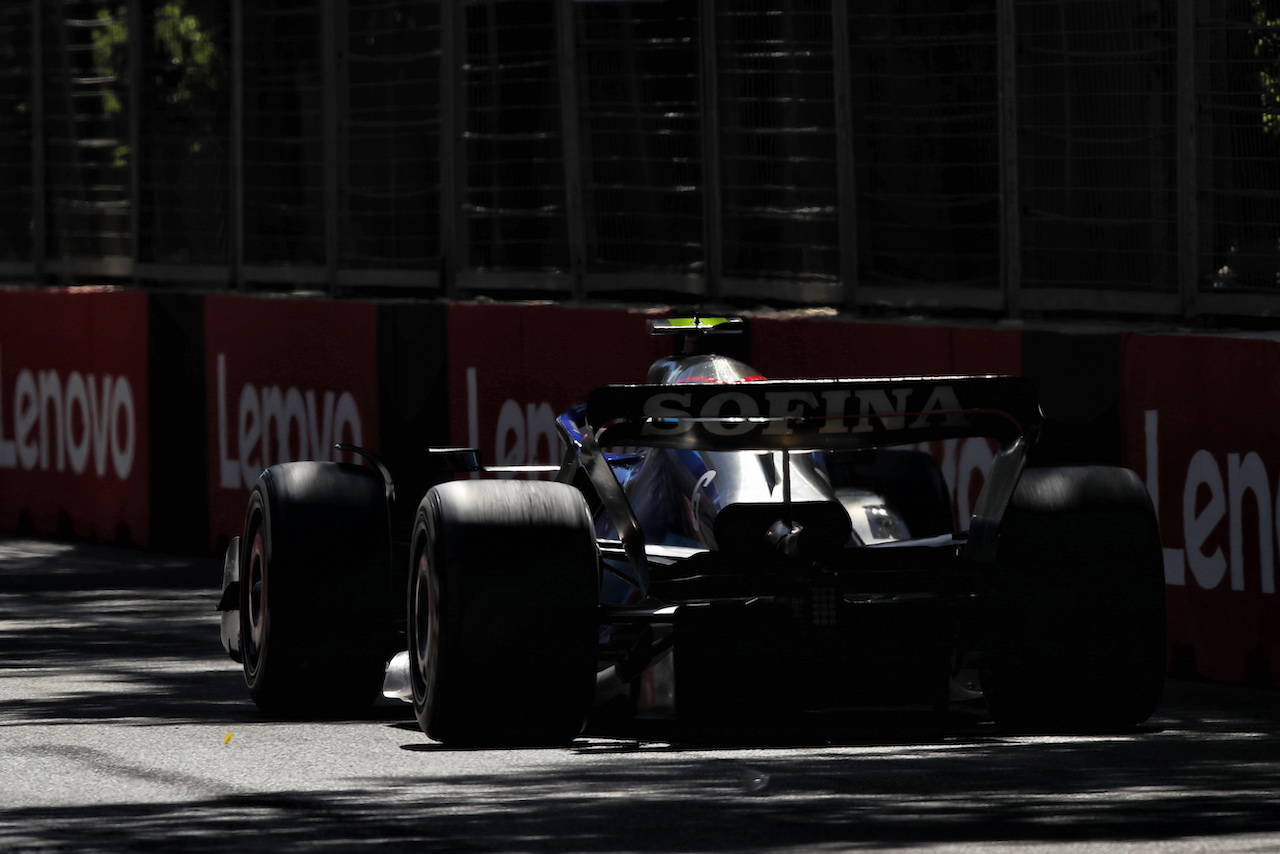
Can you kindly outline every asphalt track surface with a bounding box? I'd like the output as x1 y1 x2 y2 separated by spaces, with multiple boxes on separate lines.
1 534 1279 853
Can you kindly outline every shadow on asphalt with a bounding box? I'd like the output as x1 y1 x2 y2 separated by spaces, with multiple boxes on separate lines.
2 535 1279 852
0 535 413 728
0 708 1278 853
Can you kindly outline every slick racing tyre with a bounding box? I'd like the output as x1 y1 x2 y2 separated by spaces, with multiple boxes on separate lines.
241 461 392 717
409 479 599 746
983 466 1166 732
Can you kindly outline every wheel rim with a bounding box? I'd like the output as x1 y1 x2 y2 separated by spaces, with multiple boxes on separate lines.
245 530 267 675
411 548 440 712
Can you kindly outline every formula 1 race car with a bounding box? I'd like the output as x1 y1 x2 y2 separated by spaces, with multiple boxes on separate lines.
217 316 1166 745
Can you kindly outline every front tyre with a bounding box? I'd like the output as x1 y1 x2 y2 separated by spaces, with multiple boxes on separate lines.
409 480 599 746
240 461 392 717
983 466 1166 732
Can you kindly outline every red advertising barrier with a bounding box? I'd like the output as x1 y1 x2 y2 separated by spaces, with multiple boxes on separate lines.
6 286 1271 687
1122 332 1280 686
204 294 379 550
751 315 1023 528
0 288 150 544
750 316 1022 380
448 303 670 470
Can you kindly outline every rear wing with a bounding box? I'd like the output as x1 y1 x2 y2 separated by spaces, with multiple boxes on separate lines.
586 375 1041 452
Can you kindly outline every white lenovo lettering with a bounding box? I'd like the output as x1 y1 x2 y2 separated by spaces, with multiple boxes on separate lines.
463 368 560 481
1184 449 1227 590
494 398 557 479
0 347 136 479
1146 409 1276 594
216 353 363 491
912 436 993 529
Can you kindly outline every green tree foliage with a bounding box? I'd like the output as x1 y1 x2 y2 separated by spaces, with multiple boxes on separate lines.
1254 0 1280 135
89 1 224 164
153 1 222 112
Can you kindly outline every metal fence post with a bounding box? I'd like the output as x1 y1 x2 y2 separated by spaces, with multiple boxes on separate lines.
231 0 244 289
440 0 462 296
699 0 722 302
556 0 586 298
831 0 858 312
1177 0 1199 320
127 0 141 274
323 0 339 293
32 0 44 284
997 0 1021 316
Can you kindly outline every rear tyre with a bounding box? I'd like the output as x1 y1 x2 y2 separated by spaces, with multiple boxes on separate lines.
240 461 392 717
409 479 599 746
983 466 1166 732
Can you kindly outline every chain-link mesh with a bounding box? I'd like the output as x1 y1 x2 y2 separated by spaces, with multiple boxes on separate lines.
13 0 1280 316
42 0 131 265
1202 0 1280 294
463 0 567 274
243 0 325 267
848 2 1001 292
1017 0 1178 294
138 0 229 266
576 1 703 278
0 4 33 266
718 0 839 285
342 0 441 271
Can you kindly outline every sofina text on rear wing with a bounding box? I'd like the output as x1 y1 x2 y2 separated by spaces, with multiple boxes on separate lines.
586 375 1042 452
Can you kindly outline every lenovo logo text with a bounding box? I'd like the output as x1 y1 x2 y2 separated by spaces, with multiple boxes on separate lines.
216 354 363 490
0 348 136 479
